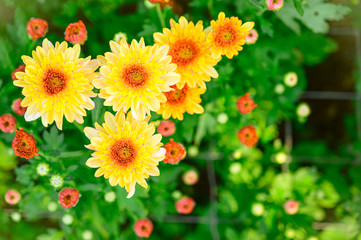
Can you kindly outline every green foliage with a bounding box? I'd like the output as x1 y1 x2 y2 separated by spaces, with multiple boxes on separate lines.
0 0 358 239
276 0 351 34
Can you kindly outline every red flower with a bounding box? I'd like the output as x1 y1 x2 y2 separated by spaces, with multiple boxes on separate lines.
11 65 25 81
157 120 175 137
65 20 87 44
26 18 48 40
12 128 39 159
12 99 27 116
175 197 195 214
236 93 257 114
163 138 186 164
284 200 299 215
5 189 21 205
0 114 17 133
134 219 153 238
237 125 258 147
58 188 80 209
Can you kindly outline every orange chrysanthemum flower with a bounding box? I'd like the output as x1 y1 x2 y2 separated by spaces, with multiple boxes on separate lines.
148 0 169 3
157 120 175 137
175 196 195 214
0 114 17 133
12 99 27 116
154 16 219 89
237 125 258 147
236 93 257 114
11 65 25 81
245 29 258 45
157 84 205 120
65 20 88 44
207 12 254 59
27 18 48 40
134 219 153 238
12 128 39 159
58 188 80 209
163 138 186 164
5 189 21 205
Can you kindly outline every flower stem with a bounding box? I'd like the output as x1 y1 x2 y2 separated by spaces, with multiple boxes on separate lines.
156 4 166 29
207 0 213 17
28 39 38 55
38 150 51 161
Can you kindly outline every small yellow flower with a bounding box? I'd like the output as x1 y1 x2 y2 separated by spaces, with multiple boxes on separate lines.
95 38 180 120
14 39 98 130
207 12 254 59
154 16 219 89
157 84 205 120
84 112 165 198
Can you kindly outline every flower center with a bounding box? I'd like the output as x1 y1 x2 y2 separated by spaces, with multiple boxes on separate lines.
141 225 147 232
169 40 199 67
215 24 237 46
73 28 79 35
64 194 72 205
165 85 188 104
42 68 67 95
170 148 179 156
122 64 148 88
21 140 29 149
110 139 137 167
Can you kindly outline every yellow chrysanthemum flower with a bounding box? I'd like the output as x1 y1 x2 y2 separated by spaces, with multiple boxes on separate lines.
154 16 219 89
207 12 255 59
95 38 180 120
84 111 165 198
13 39 98 130
157 84 205 120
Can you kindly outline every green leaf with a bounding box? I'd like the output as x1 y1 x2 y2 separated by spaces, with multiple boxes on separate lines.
15 164 34 185
194 113 217 146
293 0 304 16
0 140 17 171
42 126 65 153
217 62 235 83
276 0 351 34
91 97 105 124
6 8 28 47
138 21 158 40
36 229 65 240
259 17 274 37
219 190 238 213
115 187 147 219
78 183 103 192
0 37 14 72
319 217 360 240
